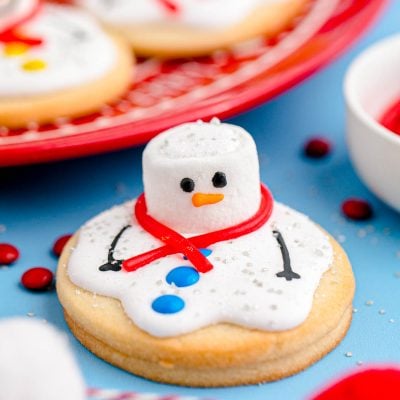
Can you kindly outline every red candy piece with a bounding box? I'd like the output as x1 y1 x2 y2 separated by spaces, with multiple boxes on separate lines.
342 198 373 220
0 243 20 265
21 267 53 291
312 368 400 400
52 234 72 257
304 137 332 158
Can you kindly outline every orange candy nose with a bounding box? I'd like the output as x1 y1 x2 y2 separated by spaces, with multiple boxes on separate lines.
192 193 224 207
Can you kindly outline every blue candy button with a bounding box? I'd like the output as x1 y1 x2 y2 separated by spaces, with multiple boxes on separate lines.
152 295 185 314
166 266 199 287
183 248 212 259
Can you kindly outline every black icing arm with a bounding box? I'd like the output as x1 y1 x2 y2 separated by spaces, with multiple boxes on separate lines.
99 225 131 272
273 230 301 281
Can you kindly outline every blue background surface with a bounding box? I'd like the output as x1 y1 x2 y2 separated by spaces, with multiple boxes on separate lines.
1 1 400 399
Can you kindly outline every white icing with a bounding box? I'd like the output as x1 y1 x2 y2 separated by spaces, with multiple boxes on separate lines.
0 0 37 32
79 0 288 30
67 200 333 338
0 4 116 97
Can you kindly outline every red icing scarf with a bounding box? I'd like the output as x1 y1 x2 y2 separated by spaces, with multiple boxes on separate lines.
122 184 274 274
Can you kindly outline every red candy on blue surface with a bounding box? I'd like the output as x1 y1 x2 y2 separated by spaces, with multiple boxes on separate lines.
342 198 373 221
0 243 19 265
21 267 54 291
304 137 332 158
52 234 73 257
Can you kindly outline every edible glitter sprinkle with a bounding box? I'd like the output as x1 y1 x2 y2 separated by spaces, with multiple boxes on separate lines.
378 309 386 315
353 308 358 313
383 227 391 235
337 234 346 243
389 318 395 323
344 352 353 358
365 300 374 306
357 229 367 238
357 361 363 366
26 312 35 317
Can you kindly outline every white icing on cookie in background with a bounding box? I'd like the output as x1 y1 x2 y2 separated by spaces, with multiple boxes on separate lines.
0 4 116 97
79 0 288 30
67 201 333 337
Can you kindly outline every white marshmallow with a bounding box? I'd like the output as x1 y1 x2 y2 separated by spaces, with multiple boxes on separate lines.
0 318 85 400
143 120 261 233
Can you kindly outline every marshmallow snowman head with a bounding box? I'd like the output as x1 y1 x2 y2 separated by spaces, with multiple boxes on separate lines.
143 120 261 233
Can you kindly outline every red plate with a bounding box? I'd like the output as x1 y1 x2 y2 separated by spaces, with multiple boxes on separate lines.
0 0 387 167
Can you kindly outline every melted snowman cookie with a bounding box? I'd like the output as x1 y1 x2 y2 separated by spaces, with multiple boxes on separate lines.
80 0 288 29
57 120 355 386
0 3 133 128
79 0 309 57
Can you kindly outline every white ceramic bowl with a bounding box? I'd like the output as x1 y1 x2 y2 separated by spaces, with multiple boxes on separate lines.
345 34 400 211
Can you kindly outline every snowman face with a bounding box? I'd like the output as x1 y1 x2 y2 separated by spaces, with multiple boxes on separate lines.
143 122 261 233
180 170 226 207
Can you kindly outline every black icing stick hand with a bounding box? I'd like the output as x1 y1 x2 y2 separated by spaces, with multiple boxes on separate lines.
273 230 301 281
98 225 130 272
99 260 122 272
276 269 301 281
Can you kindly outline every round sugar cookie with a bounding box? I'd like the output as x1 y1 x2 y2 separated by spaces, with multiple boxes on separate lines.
57 226 354 387
0 4 133 128
57 120 355 387
78 0 309 57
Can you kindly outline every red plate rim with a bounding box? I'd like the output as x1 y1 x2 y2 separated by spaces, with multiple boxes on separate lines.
0 0 388 167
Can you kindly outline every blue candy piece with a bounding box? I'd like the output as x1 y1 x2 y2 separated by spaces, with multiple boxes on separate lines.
183 248 212 260
152 295 185 314
166 266 200 288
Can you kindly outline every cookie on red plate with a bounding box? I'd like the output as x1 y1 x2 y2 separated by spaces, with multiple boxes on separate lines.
0 0 133 128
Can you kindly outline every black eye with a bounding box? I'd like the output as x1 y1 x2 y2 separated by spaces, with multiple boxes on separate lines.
180 177 195 193
212 172 227 188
